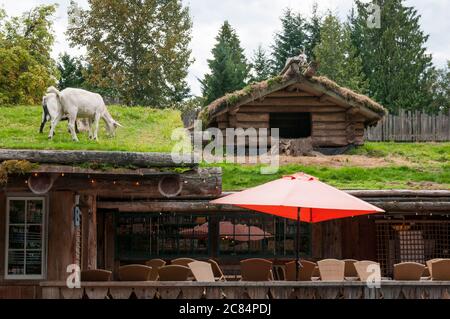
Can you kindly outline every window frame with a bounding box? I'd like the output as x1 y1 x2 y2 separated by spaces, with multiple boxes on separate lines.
4 196 47 280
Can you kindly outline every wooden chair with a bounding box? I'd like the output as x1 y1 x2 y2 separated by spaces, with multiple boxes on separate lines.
354 261 381 282
188 261 215 282
343 259 358 278
285 260 316 281
118 264 152 281
208 259 226 281
171 258 197 267
240 258 273 281
317 259 345 281
430 259 450 280
393 262 425 281
158 265 191 281
145 259 166 281
426 258 443 277
81 269 112 282
273 265 285 280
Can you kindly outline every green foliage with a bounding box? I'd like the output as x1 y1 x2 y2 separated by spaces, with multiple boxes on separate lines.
201 21 250 105
0 160 36 185
67 0 193 107
271 8 309 74
351 0 434 113
0 5 58 104
249 45 272 82
0 105 186 152
428 61 450 113
314 13 368 93
304 2 322 60
57 53 86 89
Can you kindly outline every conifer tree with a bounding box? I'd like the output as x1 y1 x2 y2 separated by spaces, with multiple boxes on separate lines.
250 45 272 82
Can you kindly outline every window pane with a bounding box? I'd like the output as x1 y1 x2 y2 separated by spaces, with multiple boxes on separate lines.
27 200 43 224
9 200 25 224
26 251 42 275
9 226 25 249
8 251 25 275
26 225 42 249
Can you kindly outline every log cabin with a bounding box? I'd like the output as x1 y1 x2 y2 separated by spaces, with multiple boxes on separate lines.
200 62 387 151
0 150 449 298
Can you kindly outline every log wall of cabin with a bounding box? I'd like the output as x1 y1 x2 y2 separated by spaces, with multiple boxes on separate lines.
214 91 367 147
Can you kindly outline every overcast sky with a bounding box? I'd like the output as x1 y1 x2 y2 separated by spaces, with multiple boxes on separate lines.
1 0 449 95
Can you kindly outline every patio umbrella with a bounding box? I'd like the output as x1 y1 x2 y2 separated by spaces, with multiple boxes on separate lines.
210 172 384 280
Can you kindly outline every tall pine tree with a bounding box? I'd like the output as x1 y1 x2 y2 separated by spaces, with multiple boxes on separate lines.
314 13 367 93
305 2 322 60
201 21 249 104
351 0 434 113
250 45 272 82
271 9 308 74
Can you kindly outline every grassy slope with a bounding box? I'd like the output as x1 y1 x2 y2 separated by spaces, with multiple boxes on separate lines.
0 105 184 152
206 143 450 191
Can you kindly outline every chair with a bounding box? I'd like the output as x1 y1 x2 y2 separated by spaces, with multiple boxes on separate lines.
343 259 358 278
312 266 320 278
240 258 273 281
422 267 431 277
393 262 425 281
208 259 226 281
81 269 112 282
118 264 152 281
273 265 285 280
354 261 381 282
426 258 443 277
171 258 197 267
158 265 191 281
317 259 345 281
188 261 215 282
430 259 450 281
145 259 166 281
285 260 316 281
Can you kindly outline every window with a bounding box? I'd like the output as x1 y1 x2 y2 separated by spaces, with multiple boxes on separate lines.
5 197 46 279
270 112 312 138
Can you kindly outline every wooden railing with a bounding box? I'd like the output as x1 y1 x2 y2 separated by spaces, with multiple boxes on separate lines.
40 281 450 299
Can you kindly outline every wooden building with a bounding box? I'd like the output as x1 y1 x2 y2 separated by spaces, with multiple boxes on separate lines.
0 150 449 298
201 63 387 149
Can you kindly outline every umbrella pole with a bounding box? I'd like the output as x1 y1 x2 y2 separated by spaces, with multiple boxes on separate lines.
296 207 301 281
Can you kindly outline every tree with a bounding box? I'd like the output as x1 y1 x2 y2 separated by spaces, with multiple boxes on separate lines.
0 5 58 105
57 53 86 89
305 2 322 60
314 13 367 93
201 21 250 104
250 45 272 82
351 0 434 113
271 9 309 74
67 0 193 106
429 61 450 113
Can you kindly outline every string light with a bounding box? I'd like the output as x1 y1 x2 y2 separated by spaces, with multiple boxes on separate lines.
135 182 140 186
34 173 38 177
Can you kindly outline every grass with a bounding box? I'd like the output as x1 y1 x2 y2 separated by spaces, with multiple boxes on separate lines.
0 105 185 152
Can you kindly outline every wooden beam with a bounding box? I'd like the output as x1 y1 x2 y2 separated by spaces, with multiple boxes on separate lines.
0 149 196 168
235 113 269 122
81 195 97 270
246 97 336 107
238 105 346 113
267 91 315 98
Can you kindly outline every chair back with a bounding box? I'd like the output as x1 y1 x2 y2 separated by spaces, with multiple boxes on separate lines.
171 258 197 267
81 269 112 282
285 260 316 281
343 259 358 277
426 258 443 277
189 261 215 282
145 259 166 281
354 261 381 282
240 258 273 281
158 265 191 281
208 259 226 281
430 259 450 281
118 265 152 281
393 262 425 281
317 259 345 281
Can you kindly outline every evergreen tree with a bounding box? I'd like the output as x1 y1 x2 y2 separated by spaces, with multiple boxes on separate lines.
314 14 367 93
429 61 450 113
305 2 322 60
201 21 250 104
271 9 308 73
351 0 434 113
250 45 272 82
57 53 86 89
67 0 193 106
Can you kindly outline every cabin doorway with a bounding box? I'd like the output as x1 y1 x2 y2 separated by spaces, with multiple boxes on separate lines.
269 112 312 138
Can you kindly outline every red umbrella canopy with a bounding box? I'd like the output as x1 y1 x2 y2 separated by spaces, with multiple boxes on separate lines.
211 173 384 223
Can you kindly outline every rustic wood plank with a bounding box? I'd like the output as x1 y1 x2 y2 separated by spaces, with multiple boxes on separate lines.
246 97 336 107
238 105 345 113
236 113 269 122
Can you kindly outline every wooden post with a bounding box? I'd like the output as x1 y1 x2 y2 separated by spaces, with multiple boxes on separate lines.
81 195 97 270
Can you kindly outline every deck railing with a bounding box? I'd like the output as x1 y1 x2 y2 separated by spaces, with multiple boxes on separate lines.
40 281 450 299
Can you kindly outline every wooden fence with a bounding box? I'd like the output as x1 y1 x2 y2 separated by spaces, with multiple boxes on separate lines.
365 110 450 142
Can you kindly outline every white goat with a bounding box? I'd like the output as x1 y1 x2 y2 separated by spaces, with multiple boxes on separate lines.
46 87 122 141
